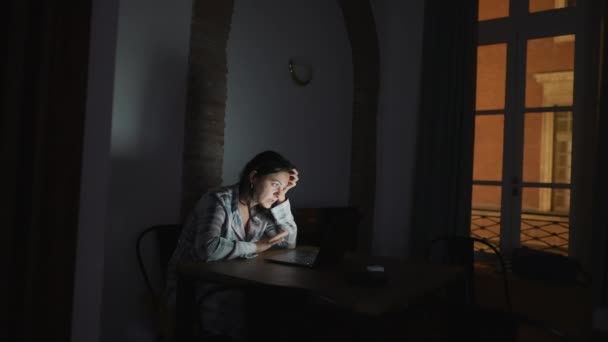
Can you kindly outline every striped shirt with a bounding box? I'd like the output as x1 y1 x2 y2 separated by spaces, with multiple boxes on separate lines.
165 184 297 305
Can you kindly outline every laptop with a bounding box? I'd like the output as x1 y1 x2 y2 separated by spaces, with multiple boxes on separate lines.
264 247 321 268
264 207 359 268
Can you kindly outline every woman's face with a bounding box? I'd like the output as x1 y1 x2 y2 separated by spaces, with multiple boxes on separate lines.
251 171 290 208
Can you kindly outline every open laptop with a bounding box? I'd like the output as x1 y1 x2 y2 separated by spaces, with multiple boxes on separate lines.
264 247 321 268
264 207 358 268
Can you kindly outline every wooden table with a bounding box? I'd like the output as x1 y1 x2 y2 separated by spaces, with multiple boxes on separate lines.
175 246 463 340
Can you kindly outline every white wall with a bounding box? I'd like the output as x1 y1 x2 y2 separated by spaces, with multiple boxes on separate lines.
371 0 426 258
223 0 353 208
75 1 428 341
101 0 192 341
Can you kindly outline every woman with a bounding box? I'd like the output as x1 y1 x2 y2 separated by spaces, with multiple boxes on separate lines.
165 150 299 340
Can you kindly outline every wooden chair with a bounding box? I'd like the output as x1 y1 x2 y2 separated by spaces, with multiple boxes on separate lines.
136 224 182 298
428 235 511 310
511 246 590 286
136 224 181 342
293 206 360 251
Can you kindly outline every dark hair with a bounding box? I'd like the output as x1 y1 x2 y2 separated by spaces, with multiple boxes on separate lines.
238 150 296 199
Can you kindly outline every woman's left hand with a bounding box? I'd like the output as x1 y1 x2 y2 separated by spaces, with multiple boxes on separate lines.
278 169 299 203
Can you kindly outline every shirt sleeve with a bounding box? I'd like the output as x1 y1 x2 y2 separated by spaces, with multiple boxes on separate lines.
190 194 257 261
265 199 297 249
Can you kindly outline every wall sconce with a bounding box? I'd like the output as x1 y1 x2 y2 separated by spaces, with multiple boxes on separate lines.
289 58 313 86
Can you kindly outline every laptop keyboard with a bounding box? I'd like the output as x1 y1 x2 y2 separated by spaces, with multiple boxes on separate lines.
286 251 318 265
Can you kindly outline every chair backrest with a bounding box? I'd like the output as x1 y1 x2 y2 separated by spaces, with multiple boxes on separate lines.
136 224 181 298
293 206 360 252
511 246 589 286
428 236 511 311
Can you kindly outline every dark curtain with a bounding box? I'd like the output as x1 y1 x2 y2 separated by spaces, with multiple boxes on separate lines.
409 0 478 260
593 0 608 309
1 0 91 341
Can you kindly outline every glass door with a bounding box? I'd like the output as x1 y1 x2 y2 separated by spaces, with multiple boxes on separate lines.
472 0 578 256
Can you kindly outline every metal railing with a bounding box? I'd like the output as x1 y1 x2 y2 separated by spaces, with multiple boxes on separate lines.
470 209 569 255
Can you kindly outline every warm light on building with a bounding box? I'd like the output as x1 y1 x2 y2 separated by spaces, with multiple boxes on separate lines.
472 0 575 255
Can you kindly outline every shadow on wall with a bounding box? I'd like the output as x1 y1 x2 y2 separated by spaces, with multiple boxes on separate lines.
103 52 186 342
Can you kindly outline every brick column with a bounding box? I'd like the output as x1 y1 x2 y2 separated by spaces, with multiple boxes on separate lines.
338 0 379 253
181 0 234 218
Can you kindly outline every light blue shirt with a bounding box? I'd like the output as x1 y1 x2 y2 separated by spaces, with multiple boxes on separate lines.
165 184 297 304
